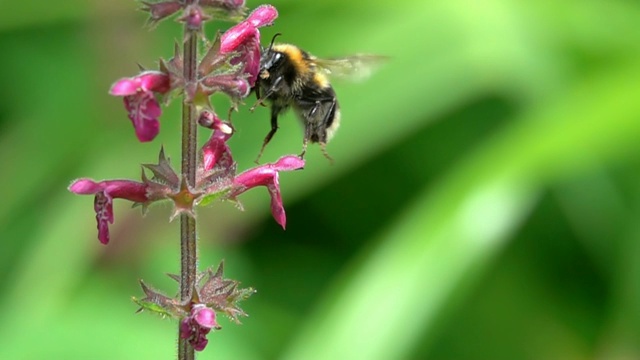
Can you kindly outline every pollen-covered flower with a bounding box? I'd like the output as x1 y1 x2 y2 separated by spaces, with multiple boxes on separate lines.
68 179 149 244
219 4 278 86
109 71 171 142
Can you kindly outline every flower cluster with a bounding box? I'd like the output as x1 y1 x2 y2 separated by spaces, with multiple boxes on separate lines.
134 262 255 351
69 5 301 246
109 5 277 142
69 115 304 244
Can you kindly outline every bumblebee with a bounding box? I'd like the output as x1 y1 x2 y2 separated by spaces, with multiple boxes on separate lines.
251 34 383 162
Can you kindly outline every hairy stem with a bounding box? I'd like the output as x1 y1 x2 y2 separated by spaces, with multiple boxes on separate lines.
178 7 199 360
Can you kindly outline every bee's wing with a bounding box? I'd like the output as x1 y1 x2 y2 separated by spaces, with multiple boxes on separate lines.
314 55 387 82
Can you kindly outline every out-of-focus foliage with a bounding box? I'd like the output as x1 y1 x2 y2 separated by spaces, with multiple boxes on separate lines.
1 0 640 359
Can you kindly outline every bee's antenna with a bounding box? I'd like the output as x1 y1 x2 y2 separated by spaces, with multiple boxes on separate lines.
268 33 282 54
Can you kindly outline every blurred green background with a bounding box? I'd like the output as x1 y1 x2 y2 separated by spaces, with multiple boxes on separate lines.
2 0 640 359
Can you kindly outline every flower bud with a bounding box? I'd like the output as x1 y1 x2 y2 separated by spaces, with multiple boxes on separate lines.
246 4 278 27
178 4 211 31
141 1 183 26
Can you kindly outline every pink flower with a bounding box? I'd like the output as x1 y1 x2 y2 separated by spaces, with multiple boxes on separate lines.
245 4 278 27
199 111 234 171
179 304 220 352
197 112 304 228
230 155 305 229
219 5 278 86
69 179 149 244
201 74 250 99
109 71 171 142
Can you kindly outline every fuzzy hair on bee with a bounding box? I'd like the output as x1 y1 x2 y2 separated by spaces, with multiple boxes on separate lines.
250 33 384 163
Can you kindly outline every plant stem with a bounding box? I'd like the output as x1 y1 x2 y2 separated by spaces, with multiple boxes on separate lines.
178 7 199 360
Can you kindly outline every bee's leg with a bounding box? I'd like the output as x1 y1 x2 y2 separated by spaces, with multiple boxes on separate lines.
255 106 281 164
227 97 241 122
254 81 261 101
320 98 337 141
319 142 334 164
298 95 337 162
299 138 308 159
227 105 235 122
250 76 283 112
317 99 337 164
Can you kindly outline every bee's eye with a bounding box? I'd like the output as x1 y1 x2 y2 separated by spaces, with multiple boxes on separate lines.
262 52 283 70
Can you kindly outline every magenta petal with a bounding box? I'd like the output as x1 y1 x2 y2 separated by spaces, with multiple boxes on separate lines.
267 183 286 228
137 71 171 93
218 6 274 86
233 156 304 189
244 43 261 87
198 110 223 129
94 193 114 244
192 337 209 352
203 75 251 98
201 128 233 171
246 4 278 27
202 136 227 171
111 71 170 96
180 318 193 339
220 22 257 54
181 305 217 352
124 93 161 142
103 181 150 203
222 78 250 98
231 156 303 228
70 179 149 244
273 155 305 171
68 178 103 194
234 167 275 189
109 77 140 96
200 113 234 170
194 306 218 329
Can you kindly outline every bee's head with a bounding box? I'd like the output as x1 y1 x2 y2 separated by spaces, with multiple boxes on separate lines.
260 33 284 77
